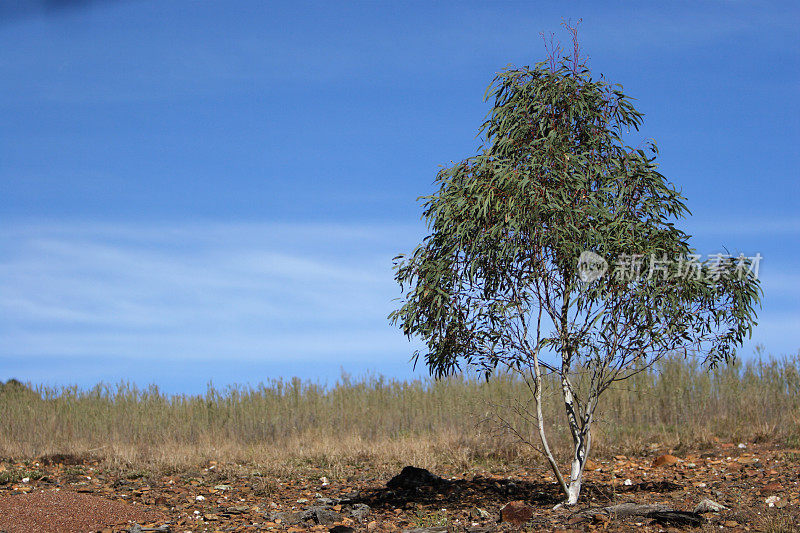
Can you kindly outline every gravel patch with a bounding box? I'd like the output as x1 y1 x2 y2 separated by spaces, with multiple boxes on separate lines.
0 490 163 533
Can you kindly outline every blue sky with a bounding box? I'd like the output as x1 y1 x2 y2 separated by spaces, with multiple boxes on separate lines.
1 1 798 393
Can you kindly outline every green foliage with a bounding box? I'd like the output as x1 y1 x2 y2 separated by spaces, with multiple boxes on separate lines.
0 468 43 485
411 508 449 528
390 49 761 382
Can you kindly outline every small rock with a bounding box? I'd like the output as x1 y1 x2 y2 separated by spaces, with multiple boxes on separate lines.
307 507 342 525
213 484 231 490
652 454 679 467
500 500 533 525
693 498 727 513
623 479 633 486
765 495 780 507
195 495 205 501
270 511 305 525
584 460 601 471
723 521 739 527
737 443 747 449
320 476 330 486
469 507 491 519
349 503 371 522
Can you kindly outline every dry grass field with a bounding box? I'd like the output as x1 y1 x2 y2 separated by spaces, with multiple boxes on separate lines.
2 354 799 474
1 353 799 532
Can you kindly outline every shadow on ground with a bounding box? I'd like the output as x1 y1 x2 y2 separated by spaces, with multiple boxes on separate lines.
345 466 682 512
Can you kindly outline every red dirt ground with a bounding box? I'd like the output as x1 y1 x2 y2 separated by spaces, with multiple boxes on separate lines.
0 441 798 532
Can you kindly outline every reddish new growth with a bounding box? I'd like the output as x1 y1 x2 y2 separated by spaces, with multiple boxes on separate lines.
540 18 587 75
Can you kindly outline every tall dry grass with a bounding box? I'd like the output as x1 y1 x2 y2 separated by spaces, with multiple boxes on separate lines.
1 353 798 475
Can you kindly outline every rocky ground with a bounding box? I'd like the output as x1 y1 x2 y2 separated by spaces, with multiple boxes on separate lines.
0 441 798 532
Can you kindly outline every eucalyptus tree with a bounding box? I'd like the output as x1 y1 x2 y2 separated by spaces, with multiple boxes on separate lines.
389 39 760 505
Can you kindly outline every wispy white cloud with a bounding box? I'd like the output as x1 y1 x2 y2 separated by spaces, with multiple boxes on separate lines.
0 221 424 369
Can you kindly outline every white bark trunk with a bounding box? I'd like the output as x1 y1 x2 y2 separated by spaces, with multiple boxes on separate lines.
561 370 593 505
566 477 581 505
565 437 587 505
532 359 568 496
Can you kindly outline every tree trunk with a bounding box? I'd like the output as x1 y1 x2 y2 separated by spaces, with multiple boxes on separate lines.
531 355 568 497
560 368 593 505
565 430 590 505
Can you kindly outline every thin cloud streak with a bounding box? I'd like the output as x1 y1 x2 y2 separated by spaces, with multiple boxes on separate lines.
0 221 423 370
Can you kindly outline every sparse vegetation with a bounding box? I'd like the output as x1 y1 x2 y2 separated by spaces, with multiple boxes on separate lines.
0 468 43 485
0 353 798 475
411 508 449 529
